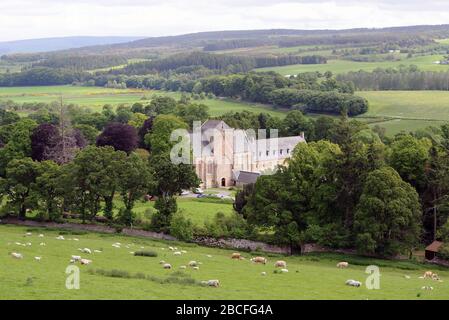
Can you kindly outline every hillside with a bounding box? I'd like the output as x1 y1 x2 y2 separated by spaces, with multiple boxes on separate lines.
0 36 143 55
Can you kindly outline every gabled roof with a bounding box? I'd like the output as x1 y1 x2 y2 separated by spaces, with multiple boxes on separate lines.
234 170 260 184
425 241 443 253
201 120 231 132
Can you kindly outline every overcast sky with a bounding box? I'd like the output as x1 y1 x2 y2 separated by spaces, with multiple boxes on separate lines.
1 0 449 42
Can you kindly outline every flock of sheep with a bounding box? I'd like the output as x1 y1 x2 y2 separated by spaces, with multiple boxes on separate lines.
7 231 446 292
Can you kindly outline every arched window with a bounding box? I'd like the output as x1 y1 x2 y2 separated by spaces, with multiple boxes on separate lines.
221 178 226 187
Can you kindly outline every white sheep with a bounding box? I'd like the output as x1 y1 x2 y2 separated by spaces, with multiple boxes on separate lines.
179 266 187 269
193 266 200 271
261 272 267 276
71 255 81 261
163 263 172 269
80 259 92 265
281 269 289 273
207 280 220 288
38 234 44 238
11 252 23 259
82 248 92 254
173 251 182 256
56 235 65 240
34 257 41 261
345 280 362 287
39 242 46 246
188 261 198 267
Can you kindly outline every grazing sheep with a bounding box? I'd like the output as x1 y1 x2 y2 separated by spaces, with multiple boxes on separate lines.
207 280 220 288
56 235 65 240
231 253 241 260
168 246 174 251
173 251 182 256
345 280 362 287
38 234 44 238
337 262 349 268
26 242 32 246
281 269 289 273
261 272 267 276
71 255 81 261
250 257 267 264
163 263 172 269
423 271 434 278
39 242 46 246
404 275 411 279
82 248 92 254
432 274 440 281
193 266 200 271
179 266 187 269
182 250 188 254
421 286 434 291
73 238 79 242
69 259 75 264
188 261 198 267
112 244 121 248
206 255 212 258
11 252 23 259
34 257 41 261
25 232 32 236
274 260 287 268
80 259 92 265
159 260 166 264
94 250 102 253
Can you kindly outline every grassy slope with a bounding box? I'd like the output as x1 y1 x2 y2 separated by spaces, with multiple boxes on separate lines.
255 55 449 75
1 224 448 300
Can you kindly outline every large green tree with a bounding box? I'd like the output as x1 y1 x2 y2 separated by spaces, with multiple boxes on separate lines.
354 167 422 256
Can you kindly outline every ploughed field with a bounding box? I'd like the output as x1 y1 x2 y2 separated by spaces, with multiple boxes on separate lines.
1 224 448 300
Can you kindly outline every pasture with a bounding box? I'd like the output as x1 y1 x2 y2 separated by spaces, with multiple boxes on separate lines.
0 85 287 117
1 224 449 300
356 91 449 135
255 55 449 75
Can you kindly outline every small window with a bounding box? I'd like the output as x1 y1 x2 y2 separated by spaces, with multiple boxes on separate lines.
287 149 290 154
280 149 283 155
266 150 269 156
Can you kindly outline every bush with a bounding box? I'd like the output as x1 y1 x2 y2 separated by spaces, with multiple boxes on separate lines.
169 212 194 241
204 212 252 239
134 250 158 257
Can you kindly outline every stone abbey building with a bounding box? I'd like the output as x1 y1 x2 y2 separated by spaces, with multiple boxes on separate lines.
193 120 306 188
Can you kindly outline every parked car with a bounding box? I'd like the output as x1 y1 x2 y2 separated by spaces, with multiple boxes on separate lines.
193 188 204 194
180 190 190 196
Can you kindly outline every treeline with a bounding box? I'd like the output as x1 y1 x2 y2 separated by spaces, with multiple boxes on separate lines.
269 88 368 116
0 67 89 86
278 33 434 48
337 65 449 91
203 39 271 51
33 55 128 70
117 52 327 76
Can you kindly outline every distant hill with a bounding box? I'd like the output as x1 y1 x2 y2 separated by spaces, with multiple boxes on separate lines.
0 36 143 55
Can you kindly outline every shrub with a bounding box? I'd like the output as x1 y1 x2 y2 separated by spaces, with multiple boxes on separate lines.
204 212 252 239
169 212 194 241
134 250 158 257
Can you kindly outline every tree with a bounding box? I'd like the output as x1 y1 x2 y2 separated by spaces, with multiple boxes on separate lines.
118 153 153 226
145 115 188 155
0 119 37 176
97 122 138 154
31 123 59 161
149 154 199 232
34 160 64 221
138 116 154 149
0 158 40 219
144 96 177 115
281 110 314 140
388 134 431 188
234 183 255 215
63 146 126 223
354 167 421 256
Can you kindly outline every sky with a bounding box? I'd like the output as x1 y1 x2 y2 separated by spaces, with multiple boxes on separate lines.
1 0 449 42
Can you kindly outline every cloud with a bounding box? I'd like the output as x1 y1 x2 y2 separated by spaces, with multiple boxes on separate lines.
0 0 448 42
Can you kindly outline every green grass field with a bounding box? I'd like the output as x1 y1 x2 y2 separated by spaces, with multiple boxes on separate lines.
0 85 287 117
256 55 449 75
129 197 234 227
356 91 449 135
1 224 448 300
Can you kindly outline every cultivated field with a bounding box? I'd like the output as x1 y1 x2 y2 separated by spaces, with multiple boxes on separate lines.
256 55 449 75
0 85 287 117
1 224 448 300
